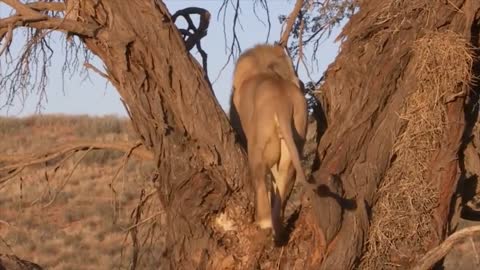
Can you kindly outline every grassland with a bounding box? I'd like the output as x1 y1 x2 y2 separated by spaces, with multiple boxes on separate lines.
0 115 163 269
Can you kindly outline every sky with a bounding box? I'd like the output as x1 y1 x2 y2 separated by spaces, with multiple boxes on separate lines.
0 0 341 117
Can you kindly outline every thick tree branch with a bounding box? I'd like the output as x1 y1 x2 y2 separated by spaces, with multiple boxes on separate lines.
0 0 97 39
0 15 99 38
412 226 480 270
279 0 304 47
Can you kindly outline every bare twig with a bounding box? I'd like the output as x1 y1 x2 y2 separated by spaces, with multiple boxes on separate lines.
125 189 158 270
216 0 242 80
279 0 304 47
0 141 153 172
412 226 480 270
0 167 24 188
253 0 271 42
42 147 93 208
123 211 163 231
0 23 13 56
0 141 152 190
108 142 143 223
84 62 109 80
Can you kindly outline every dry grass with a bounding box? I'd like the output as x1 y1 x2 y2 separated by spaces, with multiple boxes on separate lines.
0 114 163 269
361 30 474 269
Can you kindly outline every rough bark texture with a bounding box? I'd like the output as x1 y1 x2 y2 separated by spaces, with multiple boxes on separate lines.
309 0 480 269
69 1 256 269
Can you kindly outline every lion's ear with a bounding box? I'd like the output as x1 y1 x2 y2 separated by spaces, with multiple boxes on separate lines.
273 45 287 56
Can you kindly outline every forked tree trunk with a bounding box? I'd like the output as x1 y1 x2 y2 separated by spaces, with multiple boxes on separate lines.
66 0 480 269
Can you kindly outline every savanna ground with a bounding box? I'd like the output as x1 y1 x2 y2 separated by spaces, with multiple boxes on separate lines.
0 115 164 269
1 115 480 270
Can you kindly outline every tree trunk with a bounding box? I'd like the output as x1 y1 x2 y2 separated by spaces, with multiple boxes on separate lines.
310 0 480 269
71 1 257 269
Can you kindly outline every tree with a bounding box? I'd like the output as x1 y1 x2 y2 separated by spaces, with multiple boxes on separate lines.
1 0 479 269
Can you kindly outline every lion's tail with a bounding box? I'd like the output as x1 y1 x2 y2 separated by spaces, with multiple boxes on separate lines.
275 105 308 186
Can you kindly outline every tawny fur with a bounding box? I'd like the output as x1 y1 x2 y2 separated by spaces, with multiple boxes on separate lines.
229 44 309 242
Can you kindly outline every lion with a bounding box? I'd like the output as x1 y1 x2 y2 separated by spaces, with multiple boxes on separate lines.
229 44 300 149
229 44 310 243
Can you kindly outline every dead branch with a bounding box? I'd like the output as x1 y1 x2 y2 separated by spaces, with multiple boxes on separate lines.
2 0 47 20
0 23 12 56
26 1 66 12
411 226 480 270
0 254 43 270
124 211 163 232
42 147 93 208
0 0 98 39
172 7 211 83
0 140 153 175
279 0 304 47
172 7 211 51
0 15 98 38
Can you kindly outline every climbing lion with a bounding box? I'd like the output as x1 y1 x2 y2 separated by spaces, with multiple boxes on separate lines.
229 44 310 243
229 44 300 149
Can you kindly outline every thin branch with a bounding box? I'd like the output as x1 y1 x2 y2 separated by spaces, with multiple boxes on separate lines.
42 147 93 208
279 0 304 47
126 189 158 270
412 226 480 270
84 62 109 80
0 23 13 56
0 166 24 188
123 211 163 232
253 0 271 42
0 141 153 173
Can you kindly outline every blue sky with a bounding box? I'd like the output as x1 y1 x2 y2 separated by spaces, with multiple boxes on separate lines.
0 0 341 117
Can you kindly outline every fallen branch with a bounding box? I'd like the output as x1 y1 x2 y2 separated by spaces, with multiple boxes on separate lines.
411 225 480 270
